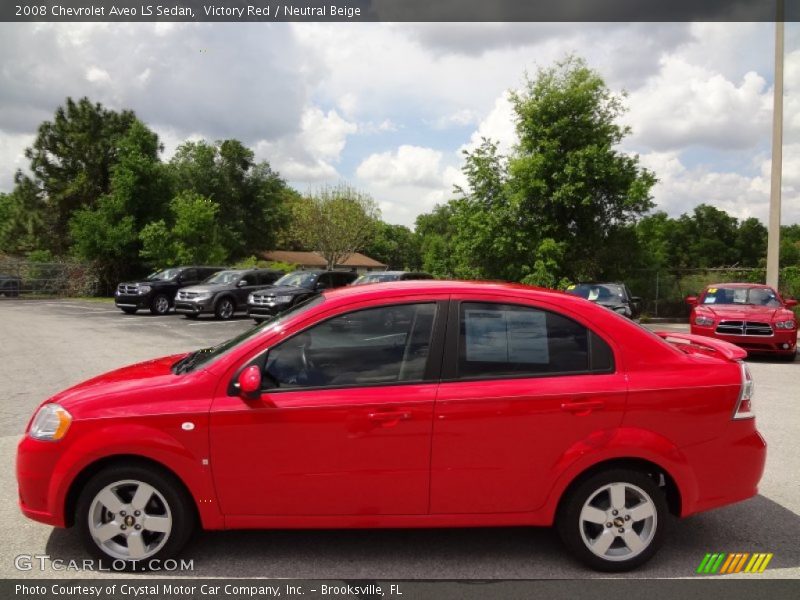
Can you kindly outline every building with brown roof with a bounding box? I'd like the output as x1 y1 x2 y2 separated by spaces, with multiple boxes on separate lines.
259 251 387 273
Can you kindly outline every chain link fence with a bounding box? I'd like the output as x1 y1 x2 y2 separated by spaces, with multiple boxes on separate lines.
0 257 99 298
626 267 800 319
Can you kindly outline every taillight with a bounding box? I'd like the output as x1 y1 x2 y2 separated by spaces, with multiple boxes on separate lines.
733 362 755 420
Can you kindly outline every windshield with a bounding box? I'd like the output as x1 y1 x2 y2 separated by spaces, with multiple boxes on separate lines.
174 295 325 374
567 284 624 302
353 273 399 285
274 272 318 288
147 268 182 281
203 270 242 285
702 286 781 307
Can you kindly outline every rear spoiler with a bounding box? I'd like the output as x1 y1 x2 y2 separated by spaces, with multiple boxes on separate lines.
655 331 747 361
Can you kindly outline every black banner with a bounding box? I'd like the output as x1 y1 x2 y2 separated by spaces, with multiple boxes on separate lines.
1 0 798 23
4 579 800 600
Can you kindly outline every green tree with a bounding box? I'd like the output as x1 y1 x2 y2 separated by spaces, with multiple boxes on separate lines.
736 217 768 267
18 97 139 254
424 56 656 285
140 191 227 266
363 222 422 270
69 121 171 288
0 175 48 254
415 203 457 278
169 139 292 258
295 184 381 269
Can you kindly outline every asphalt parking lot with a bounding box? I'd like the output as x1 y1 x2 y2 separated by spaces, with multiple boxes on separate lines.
0 299 798 579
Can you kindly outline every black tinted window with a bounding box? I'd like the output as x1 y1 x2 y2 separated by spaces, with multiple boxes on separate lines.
260 271 281 285
241 273 258 286
181 269 197 282
265 303 437 389
458 303 607 378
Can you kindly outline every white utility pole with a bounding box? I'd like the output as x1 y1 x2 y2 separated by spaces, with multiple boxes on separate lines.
766 0 785 288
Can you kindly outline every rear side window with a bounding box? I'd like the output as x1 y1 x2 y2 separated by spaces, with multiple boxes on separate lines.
181 269 197 282
260 271 281 285
457 302 613 379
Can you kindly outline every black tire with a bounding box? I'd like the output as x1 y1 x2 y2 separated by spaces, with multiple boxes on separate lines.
120 307 137 315
557 468 668 572
252 317 264 324
149 294 170 315
214 297 235 320
75 462 195 571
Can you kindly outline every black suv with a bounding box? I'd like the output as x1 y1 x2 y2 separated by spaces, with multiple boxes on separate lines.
351 271 434 285
247 270 358 323
565 282 642 319
174 268 284 320
0 273 22 297
115 266 225 315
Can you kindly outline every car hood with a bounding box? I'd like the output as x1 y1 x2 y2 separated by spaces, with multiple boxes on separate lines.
253 285 306 297
698 304 785 320
44 353 190 415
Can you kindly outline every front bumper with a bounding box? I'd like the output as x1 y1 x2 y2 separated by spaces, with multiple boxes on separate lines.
175 299 214 315
114 294 152 310
247 302 290 318
17 436 67 527
691 325 797 356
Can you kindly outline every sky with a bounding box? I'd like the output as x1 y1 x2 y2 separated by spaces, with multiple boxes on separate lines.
0 21 798 228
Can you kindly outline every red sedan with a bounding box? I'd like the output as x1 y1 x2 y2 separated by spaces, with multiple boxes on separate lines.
687 283 798 361
17 281 765 571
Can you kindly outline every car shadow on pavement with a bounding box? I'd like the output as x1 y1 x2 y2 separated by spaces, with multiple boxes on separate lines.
44 494 800 578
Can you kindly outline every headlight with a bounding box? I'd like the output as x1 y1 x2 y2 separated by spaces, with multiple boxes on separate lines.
193 293 212 301
137 285 151 295
247 293 255 303
274 295 293 304
694 315 715 326
28 404 72 441
775 319 796 329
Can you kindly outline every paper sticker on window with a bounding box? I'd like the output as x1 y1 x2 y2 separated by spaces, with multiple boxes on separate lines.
588 288 600 301
464 308 548 364
567 284 576 290
707 288 717 293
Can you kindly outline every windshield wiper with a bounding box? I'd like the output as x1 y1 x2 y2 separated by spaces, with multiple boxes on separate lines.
173 349 212 374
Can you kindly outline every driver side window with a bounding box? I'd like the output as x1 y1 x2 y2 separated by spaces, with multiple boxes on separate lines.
264 303 437 389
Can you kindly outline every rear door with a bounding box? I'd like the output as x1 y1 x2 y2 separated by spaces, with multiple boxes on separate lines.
430 296 627 514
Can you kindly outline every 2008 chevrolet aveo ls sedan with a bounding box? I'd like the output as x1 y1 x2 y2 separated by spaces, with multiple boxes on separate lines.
17 281 766 571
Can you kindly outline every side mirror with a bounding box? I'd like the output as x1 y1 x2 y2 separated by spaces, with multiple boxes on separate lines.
685 296 698 307
630 296 642 304
786 298 798 308
237 365 262 400
237 280 248 287
316 282 329 291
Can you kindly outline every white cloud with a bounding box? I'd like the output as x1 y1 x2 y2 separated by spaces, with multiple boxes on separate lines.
357 145 444 188
626 57 771 151
299 107 357 162
0 131 34 189
460 92 517 155
85 66 111 84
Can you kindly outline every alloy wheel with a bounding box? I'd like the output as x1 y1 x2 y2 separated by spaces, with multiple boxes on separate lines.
87 479 172 561
578 482 657 561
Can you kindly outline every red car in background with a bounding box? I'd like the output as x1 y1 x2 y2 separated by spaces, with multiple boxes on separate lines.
17 281 765 572
687 283 798 361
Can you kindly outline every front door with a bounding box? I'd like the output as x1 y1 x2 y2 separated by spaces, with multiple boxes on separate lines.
210 301 443 516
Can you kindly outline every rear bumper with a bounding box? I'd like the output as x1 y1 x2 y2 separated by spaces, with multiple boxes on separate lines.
681 425 767 516
690 326 797 355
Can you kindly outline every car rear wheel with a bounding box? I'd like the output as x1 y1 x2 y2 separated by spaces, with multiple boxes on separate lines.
120 307 137 315
557 468 667 571
76 463 195 570
149 294 170 315
215 297 235 320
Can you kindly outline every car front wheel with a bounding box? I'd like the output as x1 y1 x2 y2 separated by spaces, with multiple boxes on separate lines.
557 468 667 571
215 297 235 320
150 294 170 315
76 463 195 570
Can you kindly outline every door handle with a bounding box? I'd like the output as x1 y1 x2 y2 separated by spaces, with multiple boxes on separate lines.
560 400 604 414
368 411 412 424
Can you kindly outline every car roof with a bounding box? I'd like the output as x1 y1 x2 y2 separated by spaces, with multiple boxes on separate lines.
322 279 577 304
705 282 774 289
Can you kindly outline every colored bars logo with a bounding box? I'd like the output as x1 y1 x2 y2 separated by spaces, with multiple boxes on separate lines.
697 552 773 574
